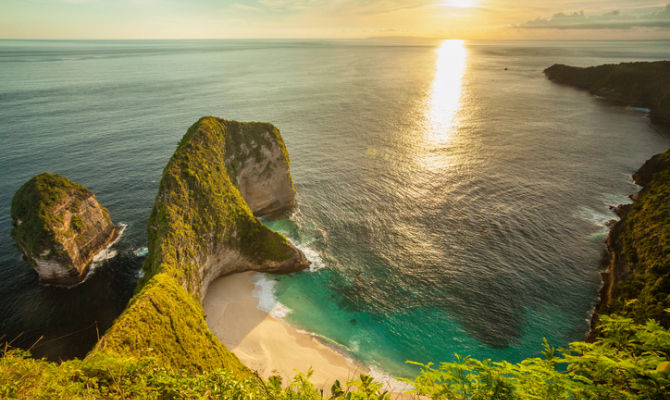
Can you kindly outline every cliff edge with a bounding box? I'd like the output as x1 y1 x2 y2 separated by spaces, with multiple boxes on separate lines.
544 61 670 126
590 149 670 338
10 173 122 287
91 117 309 374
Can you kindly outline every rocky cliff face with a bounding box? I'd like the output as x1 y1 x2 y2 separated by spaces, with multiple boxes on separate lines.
223 120 297 217
590 149 670 339
94 117 308 373
544 62 670 127
11 173 122 287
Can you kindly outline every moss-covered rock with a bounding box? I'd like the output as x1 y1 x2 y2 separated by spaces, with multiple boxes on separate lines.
544 61 670 126
91 117 308 374
11 172 122 287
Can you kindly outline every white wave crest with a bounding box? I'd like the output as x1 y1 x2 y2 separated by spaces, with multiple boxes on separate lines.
575 206 614 226
92 224 126 263
296 243 326 272
250 273 292 319
368 365 415 393
133 246 148 257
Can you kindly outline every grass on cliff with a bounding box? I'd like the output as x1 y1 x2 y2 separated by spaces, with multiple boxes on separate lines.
10 172 94 260
90 117 298 374
2 315 669 399
143 116 296 296
608 164 670 327
91 272 250 377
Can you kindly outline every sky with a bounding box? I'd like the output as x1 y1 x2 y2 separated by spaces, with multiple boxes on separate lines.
1 0 669 39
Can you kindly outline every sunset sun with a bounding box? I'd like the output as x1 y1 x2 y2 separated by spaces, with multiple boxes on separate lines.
443 0 479 7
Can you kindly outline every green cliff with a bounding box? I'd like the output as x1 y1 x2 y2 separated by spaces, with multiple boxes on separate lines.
544 62 670 126
91 116 308 374
11 172 122 287
3 116 669 398
592 149 670 331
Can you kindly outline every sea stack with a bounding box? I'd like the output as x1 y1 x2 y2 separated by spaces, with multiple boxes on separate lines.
11 172 122 287
94 117 308 372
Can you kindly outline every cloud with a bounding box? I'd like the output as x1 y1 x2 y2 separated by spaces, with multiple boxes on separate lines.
519 4 670 29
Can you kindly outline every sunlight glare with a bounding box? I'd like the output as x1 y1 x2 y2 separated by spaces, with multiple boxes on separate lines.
426 39 467 143
443 0 479 8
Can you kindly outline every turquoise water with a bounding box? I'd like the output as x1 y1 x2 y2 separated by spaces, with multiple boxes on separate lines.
1 39 669 372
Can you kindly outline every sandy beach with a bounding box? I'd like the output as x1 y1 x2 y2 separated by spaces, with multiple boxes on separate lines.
203 271 369 392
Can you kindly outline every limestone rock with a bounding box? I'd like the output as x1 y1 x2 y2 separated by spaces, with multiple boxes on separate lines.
11 172 122 287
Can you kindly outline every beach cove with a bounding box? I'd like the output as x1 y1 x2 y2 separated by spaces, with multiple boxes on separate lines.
204 271 370 392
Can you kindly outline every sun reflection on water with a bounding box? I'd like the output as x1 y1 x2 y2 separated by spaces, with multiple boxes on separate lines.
426 39 467 145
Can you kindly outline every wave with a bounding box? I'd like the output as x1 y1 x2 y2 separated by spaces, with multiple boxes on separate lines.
369 365 415 393
250 273 292 319
133 246 148 257
575 206 614 227
294 243 326 272
92 223 127 264
249 271 410 393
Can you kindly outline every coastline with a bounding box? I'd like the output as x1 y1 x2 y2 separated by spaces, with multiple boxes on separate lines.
203 271 370 393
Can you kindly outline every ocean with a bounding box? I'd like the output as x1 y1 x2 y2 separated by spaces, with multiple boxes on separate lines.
1 39 669 374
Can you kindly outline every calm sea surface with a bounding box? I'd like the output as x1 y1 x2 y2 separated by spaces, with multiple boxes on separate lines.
1 39 669 373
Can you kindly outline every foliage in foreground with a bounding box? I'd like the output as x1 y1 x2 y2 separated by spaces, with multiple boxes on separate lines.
406 314 670 400
0 349 389 400
2 314 669 399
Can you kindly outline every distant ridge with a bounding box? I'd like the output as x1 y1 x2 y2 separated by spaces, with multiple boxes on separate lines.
544 61 670 127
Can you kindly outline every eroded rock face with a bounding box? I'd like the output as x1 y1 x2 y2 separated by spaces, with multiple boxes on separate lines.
94 117 308 372
11 173 122 287
225 127 296 216
143 117 309 300
589 149 670 340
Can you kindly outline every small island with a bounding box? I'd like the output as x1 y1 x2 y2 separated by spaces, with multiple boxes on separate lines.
11 173 123 287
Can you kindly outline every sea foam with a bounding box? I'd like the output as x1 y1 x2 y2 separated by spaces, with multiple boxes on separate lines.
295 243 326 272
369 365 415 394
92 223 127 264
251 273 292 319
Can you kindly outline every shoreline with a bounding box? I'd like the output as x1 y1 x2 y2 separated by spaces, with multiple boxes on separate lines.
203 271 370 392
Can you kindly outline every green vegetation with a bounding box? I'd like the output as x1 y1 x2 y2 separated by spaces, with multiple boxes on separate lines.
544 62 670 125
4 117 668 398
142 116 297 295
92 273 249 376
91 116 302 373
602 149 670 327
2 315 668 399
406 314 670 400
10 172 93 262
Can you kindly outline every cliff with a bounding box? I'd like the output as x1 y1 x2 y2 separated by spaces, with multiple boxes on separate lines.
91 117 309 374
590 149 670 338
10 173 122 287
544 62 670 126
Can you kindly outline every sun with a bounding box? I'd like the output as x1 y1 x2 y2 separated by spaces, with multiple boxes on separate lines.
443 0 479 8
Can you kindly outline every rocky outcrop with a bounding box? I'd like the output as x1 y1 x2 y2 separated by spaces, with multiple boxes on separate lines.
224 120 297 217
11 173 122 287
93 117 308 373
589 149 670 339
544 62 670 126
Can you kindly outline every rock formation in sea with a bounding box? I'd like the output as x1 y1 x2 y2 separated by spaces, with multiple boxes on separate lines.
589 148 670 339
10 172 123 287
544 61 670 126
91 117 309 374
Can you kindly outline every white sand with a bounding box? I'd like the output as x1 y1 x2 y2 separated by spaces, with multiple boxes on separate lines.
203 271 369 392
